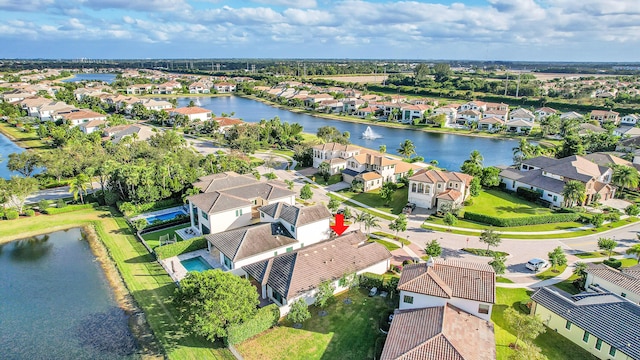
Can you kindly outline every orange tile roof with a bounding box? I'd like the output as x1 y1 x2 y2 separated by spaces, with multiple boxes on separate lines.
171 106 211 115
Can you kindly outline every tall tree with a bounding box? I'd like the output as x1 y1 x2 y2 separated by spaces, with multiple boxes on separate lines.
503 308 546 348
562 180 586 207
461 150 484 177
573 262 588 289
489 254 506 275
174 270 259 341
397 139 416 159
424 239 442 258
626 244 640 263
512 139 532 166
388 214 408 241
433 63 452 82
379 145 386 154
4 176 39 214
300 183 313 200
354 211 368 232
479 228 502 252
379 182 396 205
481 166 501 187
69 173 90 204
7 152 40 177
597 237 617 258
363 214 380 236
611 165 639 195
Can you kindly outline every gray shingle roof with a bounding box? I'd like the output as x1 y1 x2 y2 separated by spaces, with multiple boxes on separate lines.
187 191 250 214
522 155 608 183
380 305 496 360
259 203 331 227
499 168 566 194
398 260 495 304
531 287 640 360
205 222 297 261
243 230 391 300
586 263 640 296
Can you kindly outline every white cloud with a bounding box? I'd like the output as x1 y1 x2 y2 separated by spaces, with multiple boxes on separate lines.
250 0 316 8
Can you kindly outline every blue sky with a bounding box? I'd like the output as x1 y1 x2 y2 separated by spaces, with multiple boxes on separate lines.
1 0 639 61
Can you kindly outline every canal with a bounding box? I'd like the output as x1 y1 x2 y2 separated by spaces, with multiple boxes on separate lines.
0 131 26 179
175 96 517 170
0 228 139 359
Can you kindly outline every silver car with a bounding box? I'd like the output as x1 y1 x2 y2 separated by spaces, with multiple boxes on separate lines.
526 258 549 272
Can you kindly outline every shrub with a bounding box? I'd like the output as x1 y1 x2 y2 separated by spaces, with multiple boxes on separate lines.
24 209 35 217
463 211 580 227
154 237 207 259
402 259 417 266
463 198 474 206
225 304 280 345
626 204 640 216
117 198 179 217
45 203 95 215
590 213 605 228
5 209 19 220
516 187 542 202
132 219 148 231
359 272 383 290
606 212 621 222
55 199 67 208
37 199 50 211
603 258 622 269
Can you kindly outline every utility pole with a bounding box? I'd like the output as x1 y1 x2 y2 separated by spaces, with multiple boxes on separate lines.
515 72 521 98
504 73 509 96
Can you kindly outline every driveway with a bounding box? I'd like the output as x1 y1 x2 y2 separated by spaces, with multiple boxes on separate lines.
325 181 351 192
601 198 633 211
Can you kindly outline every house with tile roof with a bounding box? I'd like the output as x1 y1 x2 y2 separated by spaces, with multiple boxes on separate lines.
169 106 212 122
483 108 509 121
152 81 181 95
380 304 496 360
60 109 107 126
477 116 505 131
77 119 106 134
400 104 431 123
508 108 535 123
108 124 156 144
126 84 154 95
187 172 296 235
499 155 616 207
590 110 620 125
213 82 236 93
584 264 640 305
535 107 558 120
397 259 496 321
506 119 533 134
312 142 361 168
531 287 640 360
241 230 391 315
620 114 640 126
408 169 473 212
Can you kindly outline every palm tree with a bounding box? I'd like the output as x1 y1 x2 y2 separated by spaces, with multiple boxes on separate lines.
363 214 380 236
611 165 639 196
573 262 588 288
69 173 90 204
562 180 586 207
397 139 416 160
626 244 640 263
354 211 368 232
512 138 531 166
468 150 484 168
379 145 386 154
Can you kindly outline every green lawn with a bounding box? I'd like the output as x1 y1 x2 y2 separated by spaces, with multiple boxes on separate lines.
142 224 191 249
552 274 581 295
372 231 411 245
237 289 394 360
327 193 395 221
536 265 567 280
337 186 408 215
313 173 343 186
492 288 597 360
0 208 234 360
425 216 585 232
496 277 514 284
574 251 621 259
464 189 553 219
594 258 639 268
369 239 400 251
0 122 50 150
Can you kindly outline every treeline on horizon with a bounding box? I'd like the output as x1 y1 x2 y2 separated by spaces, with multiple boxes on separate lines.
1 59 640 75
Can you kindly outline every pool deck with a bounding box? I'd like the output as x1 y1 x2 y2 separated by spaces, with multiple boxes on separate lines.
130 205 188 222
160 249 223 282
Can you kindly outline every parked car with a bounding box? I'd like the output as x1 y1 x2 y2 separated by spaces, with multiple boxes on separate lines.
368 287 378 297
402 202 416 214
526 258 549 272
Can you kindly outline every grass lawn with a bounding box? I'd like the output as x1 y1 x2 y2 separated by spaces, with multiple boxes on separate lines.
536 265 567 280
327 193 395 221
425 216 585 232
369 239 400 251
594 258 639 268
0 122 50 150
464 189 553 219
313 173 343 186
552 274 581 295
237 288 394 360
574 251 621 259
496 277 514 284
141 224 191 249
492 287 597 360
337 186 408 215
0 208 234 360
372 231 410 245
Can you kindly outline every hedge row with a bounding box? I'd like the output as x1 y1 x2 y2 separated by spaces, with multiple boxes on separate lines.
139 216 190 232
117 198 180 217
154 236 207 260
225 304 280 345
44 203 97 215
463 211 580 227
359 272 399 293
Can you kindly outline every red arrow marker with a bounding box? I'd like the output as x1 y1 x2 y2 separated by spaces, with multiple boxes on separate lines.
330 214 349 236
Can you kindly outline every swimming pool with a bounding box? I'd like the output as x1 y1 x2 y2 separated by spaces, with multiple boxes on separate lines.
144 210 186 224
180 256 214 272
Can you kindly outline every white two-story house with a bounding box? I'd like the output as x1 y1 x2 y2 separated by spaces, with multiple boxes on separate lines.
397 259 496 321
187 172 295 235
407 169 473 211
584 263 640 305
312 142 360 169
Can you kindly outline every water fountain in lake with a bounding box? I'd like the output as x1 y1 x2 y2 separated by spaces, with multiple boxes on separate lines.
195 98 202 106
362 126 382 140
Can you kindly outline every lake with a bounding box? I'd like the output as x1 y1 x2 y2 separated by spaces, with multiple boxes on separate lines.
0 228 140 359
0 131 25 179
62 73 117 84
174 96 517 170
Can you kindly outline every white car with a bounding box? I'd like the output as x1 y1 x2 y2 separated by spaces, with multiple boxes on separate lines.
526 258 549 272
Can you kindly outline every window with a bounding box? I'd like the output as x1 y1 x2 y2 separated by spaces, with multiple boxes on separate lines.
425 186 430 194
582 331 590 343
553 195 558 202
455 183 458 188
403 295 414 304
286 247 293 253
565 320 571 330
201 212 208 220
438 184 442 189
223 255 233 269
512 180 516 188
290 225 295 232
412 183 417 192
418 183 424 193
609 346 616 357
478 304 490 314
235 209 243 217
261 213 264 218
621 292 627 298
595 338 602 351
272 290 284 305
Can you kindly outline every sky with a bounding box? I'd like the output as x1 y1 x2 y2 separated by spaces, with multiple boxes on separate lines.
1 0 639 61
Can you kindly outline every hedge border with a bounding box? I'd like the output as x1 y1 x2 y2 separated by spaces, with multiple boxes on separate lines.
463 211 580 227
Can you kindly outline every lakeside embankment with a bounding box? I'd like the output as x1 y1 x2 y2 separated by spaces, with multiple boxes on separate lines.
0 208 234 359
142 93 233 98
236 94 555 144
